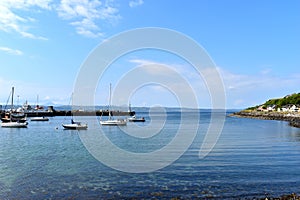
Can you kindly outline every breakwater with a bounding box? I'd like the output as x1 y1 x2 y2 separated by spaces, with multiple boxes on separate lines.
1 109 135 117
230 111 300 128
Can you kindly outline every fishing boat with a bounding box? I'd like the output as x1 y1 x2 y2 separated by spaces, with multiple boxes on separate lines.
100 84 127 126
62 93 88 130
127 115 146 122
30 95 49 121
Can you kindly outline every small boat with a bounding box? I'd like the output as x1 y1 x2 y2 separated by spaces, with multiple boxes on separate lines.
30 95 49 122
1 121 28 128
128 115 145 122
100 119 127 126
62 119 88 130
62 93 88 130
30 116 49 121
100 84 127 126
1 114 27 123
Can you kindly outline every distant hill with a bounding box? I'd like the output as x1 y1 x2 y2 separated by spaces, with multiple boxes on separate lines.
248 93 300 110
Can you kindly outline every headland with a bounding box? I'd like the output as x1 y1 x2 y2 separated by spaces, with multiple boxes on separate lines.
230 92 300 128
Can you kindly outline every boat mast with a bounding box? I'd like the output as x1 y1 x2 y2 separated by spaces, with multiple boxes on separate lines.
11 86 14 111
109 83 112 119
71 92 74 121
36 94 39 109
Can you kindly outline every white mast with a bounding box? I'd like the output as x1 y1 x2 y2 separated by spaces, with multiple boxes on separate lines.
108 83 112 119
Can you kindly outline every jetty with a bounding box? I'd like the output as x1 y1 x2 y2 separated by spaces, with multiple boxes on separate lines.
1 106 135 118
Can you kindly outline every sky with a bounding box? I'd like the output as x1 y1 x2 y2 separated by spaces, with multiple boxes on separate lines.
0 0 299 109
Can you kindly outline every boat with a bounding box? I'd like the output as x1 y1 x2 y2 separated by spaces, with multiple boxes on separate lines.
100 118 127 126
30 116 49 121
1 113 27 123
127 115 145 122
1 121 28 128
62 93 88 130
1 87 28 128
100 84 127 126
30 95 49 121
62 119 88 130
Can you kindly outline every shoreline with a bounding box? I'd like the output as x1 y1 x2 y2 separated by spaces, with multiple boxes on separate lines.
230 110 300 128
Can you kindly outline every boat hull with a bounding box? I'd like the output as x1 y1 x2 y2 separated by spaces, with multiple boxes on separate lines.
30 117 49 121
62 123 88 130
127 116 145 122
1 122 28 128
100 120 127 126
1 117 27 123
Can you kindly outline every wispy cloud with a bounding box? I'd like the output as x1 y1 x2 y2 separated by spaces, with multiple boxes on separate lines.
0 46 23 55
219 67 300 107
129 0 144 8
0 0 52 40
0 0 120 39
57 0 120 38
129 58 300 108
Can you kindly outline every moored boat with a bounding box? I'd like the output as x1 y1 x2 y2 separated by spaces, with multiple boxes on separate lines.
127 115 145 122
62 93 88 130
1 87 28 126
30 116 49 121
100 119 127 126
1 121 28 128
62 120 88 130
100 84 127 126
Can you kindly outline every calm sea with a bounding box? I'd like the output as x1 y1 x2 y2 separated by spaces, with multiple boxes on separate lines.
0 109 300 199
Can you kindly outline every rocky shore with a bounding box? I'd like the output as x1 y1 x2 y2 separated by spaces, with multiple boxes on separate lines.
230 110 300 128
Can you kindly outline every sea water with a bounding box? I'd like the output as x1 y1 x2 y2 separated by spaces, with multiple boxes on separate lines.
0 109 300 199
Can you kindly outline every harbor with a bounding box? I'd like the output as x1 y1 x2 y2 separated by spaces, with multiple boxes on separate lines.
0 106 135 117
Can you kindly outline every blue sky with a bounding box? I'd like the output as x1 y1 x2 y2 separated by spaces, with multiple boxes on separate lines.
0 0 299 108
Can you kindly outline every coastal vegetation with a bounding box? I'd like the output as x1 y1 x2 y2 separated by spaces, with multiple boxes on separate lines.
247 93 300 110
231 92 300 128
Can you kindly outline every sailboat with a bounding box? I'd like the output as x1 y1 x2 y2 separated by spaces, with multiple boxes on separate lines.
31 95 49 121
100 84 127 126
1 87 28 128
62 93 88 130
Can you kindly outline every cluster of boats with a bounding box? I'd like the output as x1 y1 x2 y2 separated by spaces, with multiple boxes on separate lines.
1 85 146 130
0 112 144 129
0 87 50 128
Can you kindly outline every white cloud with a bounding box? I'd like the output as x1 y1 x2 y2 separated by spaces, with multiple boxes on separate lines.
129 0 144 8
128 59 300 108
0 0 52 39
218 68 300 107
0 46 23 55
57 0 120 38
0 0 121 39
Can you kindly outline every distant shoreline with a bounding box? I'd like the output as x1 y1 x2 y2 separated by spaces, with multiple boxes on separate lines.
230 110 300 128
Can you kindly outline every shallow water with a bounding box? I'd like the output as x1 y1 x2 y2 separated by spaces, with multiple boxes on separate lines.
0 109 300 199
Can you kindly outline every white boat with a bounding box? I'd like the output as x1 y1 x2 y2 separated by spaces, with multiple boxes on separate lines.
100 84 127 126
128 115 145 122
100 119 127 126
1 87 28 128
1 121 28 128
62 120 88 130
62 93 88 130
30 116 49 121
